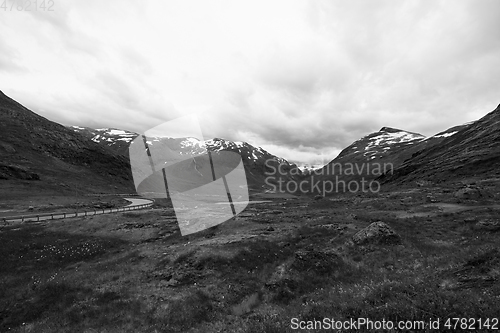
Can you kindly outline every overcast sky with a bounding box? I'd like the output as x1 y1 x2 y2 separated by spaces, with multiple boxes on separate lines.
1 0 499 165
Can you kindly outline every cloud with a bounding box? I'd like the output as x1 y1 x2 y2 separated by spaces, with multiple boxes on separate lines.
0 0 499 165
0 36 23 72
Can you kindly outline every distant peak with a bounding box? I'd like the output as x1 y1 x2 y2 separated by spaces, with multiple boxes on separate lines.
378 127 424 137
379 127 404 133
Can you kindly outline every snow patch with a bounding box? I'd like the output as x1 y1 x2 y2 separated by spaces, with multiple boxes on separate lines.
107 129 128 135
433 131 458 139
180 137 202 148
365 131 424 150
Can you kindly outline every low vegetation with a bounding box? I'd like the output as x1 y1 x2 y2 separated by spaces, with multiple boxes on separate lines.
1 185 499 332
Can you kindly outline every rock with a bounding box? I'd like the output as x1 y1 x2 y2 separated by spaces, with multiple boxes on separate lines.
475 219 500 232
28 206 34 211
352 221 401 245
346 213 357 220
463 217 477 224
160 278 179 287
454 187 483 200
314 195 323 200
266 226 275 232
0 142 16 153
426 195 438 203
416 180 432 187
265 261 294 288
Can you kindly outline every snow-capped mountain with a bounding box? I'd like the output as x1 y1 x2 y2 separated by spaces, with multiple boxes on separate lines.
381 104 500 184
68 126 295 167
322 124 472 171
295 164 324 174
69 126 138 156
336 127 426 162
306 123 475 194
67 126 303 193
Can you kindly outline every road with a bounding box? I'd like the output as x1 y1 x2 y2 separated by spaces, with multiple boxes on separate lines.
1 198 154 224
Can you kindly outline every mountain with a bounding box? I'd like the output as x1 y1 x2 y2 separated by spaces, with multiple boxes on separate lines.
67 126 303 194
69 126 137 156
380 104 500 184
295 163 323 174
304 122 477 195
307 127 427 189
0 90 134 196
205 138 302 193
334 127 426 163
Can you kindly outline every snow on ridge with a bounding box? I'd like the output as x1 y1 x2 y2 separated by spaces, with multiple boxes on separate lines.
422 130 458 141
432 131 458 139
108 129 129 135
184 137 201 144
180 137 203 148
365 131 424 150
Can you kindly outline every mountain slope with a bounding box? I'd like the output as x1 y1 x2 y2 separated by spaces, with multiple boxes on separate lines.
334 127 426 163
380 104 500 184
69 126 137 156
307 127 426 189
0 90 134 196
67 126 302 194
304 122 475 195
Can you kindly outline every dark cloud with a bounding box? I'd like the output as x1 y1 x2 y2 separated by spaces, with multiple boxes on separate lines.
1 0 499 165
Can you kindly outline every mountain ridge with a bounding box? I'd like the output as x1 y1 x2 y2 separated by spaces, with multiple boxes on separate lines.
380 103 500 184
67 125 302 193
0 91 134 195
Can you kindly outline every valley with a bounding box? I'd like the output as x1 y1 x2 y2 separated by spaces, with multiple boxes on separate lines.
1 91 499 332
1 183 499 332
3 2 500 332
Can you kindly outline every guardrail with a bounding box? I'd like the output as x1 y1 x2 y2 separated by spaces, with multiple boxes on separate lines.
84 193 140 197
1 202 153 226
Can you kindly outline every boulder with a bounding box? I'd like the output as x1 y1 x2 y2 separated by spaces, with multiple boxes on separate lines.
475 219 500 232
454 187 483 200
352 221 401 245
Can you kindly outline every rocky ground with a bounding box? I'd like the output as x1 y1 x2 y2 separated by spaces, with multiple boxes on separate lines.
0 182 499 332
